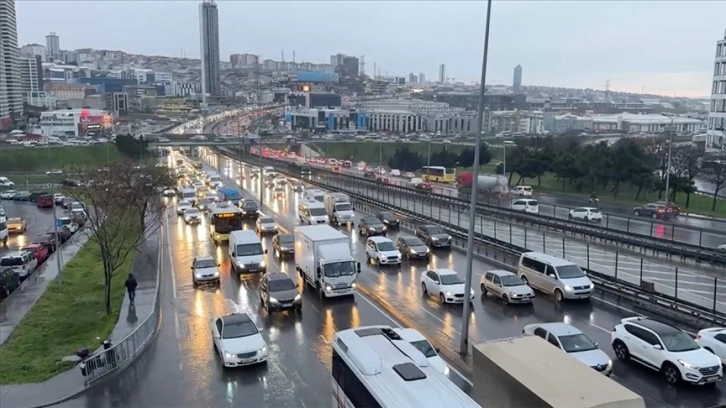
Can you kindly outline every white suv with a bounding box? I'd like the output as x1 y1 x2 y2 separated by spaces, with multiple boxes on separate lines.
611 317 723 386
365 236 401 266
568 207 602 222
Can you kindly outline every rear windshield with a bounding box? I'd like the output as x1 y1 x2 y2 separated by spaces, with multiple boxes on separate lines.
0 257 23 266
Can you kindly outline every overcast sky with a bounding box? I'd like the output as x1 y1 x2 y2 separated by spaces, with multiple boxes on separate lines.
16 1 726 97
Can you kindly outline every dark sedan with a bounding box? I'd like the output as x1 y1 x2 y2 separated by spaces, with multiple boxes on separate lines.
358 217 387 236
272 233 295 258
396 236 430 260
376 211 399 229
415 224 452 248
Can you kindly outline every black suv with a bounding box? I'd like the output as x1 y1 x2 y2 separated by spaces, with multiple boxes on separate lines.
0 267 21 300
376 211 399 229
633 203 668 219
260 273 301 313
239 199 260 220
358 217 387 236
415 224 452 248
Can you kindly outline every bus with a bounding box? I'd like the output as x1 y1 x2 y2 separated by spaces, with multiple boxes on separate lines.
421 166 456 183
208 203 244 244
331 325 480 408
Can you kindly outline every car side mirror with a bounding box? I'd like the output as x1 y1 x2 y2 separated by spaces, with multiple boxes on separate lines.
217 264 221 267
496 283 502 287
548 273 557 279
435 347 440 353
232 252 236 257
191 267 194 270
214 333 220 339
653 344 662 350
264 249 268 254
594 342 599 348
356 262 361 272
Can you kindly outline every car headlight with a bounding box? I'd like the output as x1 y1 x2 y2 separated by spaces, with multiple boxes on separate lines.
259 345 267 355
325 285 332 292
294 294 301 302
606 359 613 369
238 263 245 269
564 284 573 291
259 260 266 268
431 237 439 241
446 291 453 297
224 352 234 359
213 271 219 277
678 360 698 370
382 226 387 231
351 283 357 289
470 289 475 297
195 273 202 278
269 297 279 304
589 283 594 289
409 249 417 254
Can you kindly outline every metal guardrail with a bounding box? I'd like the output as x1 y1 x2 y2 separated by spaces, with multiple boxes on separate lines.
82 231 162 386
219 148 726 326
294 161 726 264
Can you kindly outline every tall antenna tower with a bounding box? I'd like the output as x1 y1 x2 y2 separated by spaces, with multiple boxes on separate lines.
359 55 365 76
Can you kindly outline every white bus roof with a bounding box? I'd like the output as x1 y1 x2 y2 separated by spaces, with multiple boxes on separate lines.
209 203 242 215
333 326 480 408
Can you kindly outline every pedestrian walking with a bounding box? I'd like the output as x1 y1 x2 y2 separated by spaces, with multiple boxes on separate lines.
125 273 138 305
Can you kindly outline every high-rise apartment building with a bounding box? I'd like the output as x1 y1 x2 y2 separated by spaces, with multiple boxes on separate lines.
330 53 359 78
199 0 221 98
230 53 258 67
19 56 42 97
438 64 445 84
708 29 726 150
419 73 426 83
0 0 23 129
45 31 60 60
20 43 46 62
513 64 523 94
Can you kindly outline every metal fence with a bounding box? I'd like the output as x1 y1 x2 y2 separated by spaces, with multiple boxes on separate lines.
313 170 726 315
83 237 162 386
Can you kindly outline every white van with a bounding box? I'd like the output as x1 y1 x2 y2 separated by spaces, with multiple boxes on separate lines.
298 200 329 225
511 185 533 196
228 230 267 274
1 250 38 279
517 252 593 302
511 199 539 214
180 187 197 204
303 189 325 203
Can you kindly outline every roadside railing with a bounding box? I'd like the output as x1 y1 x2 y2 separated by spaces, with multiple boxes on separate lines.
219 148 726 326
83 231 162 386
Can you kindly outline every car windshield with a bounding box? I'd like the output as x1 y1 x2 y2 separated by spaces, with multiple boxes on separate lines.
222 321 258 339
323 261 356 278
278 235 294 244
261 218 275 224
501 275 525 287
268 279 296 292
310 208 326 216
379 212 394 220
440 274 464 285
195 259 216 268
661 331 700 352
0 257 23 266
556 264 585 279
425 226 445 235
364 218 382 226
409 339 438 358
403 237 425 246
186 209 200 216
376 241 396 251
559 333 598 353
336 203 352 211
179 202 191 207
235 243 263 257
8 217 22 223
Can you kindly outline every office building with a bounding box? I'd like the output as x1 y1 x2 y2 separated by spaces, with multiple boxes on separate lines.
230 53 258 67
20 43 46 62
199 0 221 98
19 56 42 97
419 73 426 84
45 31 60 60
708 29 726 150
0 0 23 129
513 64 523 94
331 53 359 78
438 64 445 84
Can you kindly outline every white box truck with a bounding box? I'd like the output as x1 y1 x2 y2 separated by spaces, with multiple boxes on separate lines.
323 192 354 226
472 336 645 408
294 225 360 298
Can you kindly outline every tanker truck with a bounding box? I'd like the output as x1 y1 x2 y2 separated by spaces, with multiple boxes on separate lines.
456 171 509 200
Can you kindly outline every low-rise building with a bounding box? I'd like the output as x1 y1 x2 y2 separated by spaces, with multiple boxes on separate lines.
39 108 113 137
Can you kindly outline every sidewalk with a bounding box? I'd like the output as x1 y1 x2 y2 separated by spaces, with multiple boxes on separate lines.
0 233 89 345
0 229 160 408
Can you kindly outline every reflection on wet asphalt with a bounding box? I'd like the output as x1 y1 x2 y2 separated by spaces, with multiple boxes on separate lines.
53 152 726 408
0 201 56 257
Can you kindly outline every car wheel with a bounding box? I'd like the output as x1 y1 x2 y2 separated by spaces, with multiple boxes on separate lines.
421 282 427 294
634 210 640 216
520 275 529 286
613 341 630 361
502 295 509 305
439 293 446 304
662 363 681 385
480 283 487 294
554 289 564 302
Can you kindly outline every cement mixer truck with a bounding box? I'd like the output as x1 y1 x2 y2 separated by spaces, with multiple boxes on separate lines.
457 171 509 201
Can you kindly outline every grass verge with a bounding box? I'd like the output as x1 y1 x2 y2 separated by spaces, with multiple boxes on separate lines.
0 225 136 384
0 145 120 174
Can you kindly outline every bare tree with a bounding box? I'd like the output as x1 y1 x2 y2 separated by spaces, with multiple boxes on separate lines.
66 159 170 315
702 155 726 212
670 145 703 206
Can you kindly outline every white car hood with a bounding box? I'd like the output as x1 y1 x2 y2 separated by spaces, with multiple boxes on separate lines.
505 284 535 297
377 249 401 258
194 266 218 276
570 348 610 368
221 333 266 354
674 348 722 368
442 283 466 295
236 255 264 265
561 276 593 288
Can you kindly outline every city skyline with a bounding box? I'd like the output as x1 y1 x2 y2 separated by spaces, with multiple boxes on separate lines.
13 1 726 98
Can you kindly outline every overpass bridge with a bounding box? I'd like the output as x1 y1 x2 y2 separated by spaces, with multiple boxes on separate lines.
147 133 293 147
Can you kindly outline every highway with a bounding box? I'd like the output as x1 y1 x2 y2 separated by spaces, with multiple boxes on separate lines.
329 166 726 249
53 151 726 408
0 200 56 258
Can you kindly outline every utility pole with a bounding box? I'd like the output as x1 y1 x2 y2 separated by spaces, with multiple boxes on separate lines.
459 0 493 356
661 113 675 202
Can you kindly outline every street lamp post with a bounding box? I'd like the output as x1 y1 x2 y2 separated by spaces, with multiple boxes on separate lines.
459 0 493 356
502 140 514 181
661 113 675 201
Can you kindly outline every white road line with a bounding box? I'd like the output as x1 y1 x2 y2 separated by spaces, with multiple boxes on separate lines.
164 210 184 362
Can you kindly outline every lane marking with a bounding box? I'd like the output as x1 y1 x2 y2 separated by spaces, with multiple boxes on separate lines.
164 209 184 357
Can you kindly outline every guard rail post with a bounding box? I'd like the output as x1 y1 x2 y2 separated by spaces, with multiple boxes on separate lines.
626 217 630 232
699 230 703 247
493 219 497 240
509 223 513 243
713 277 718 313
649 221 654 237
674 267 679 299
562 237 566 258
587 244 590 270
639 258 644 282
615 251 619 279
670 225 676 242
479 215 483 236
542 232 546 253
524 227 528 248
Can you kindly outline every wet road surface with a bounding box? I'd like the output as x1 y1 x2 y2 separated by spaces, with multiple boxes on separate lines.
209 150 726 408
0 200 55 257
333 166 726 248
53 152 726 408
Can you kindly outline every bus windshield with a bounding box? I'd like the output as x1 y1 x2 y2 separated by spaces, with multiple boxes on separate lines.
212 212 243 233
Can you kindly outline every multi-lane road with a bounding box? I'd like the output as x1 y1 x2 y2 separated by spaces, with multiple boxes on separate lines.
0 201 55 258
54 151 725 408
